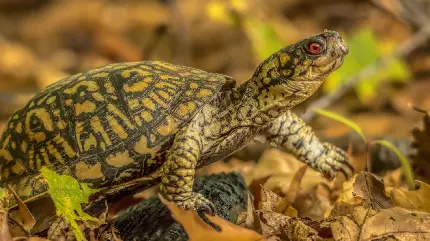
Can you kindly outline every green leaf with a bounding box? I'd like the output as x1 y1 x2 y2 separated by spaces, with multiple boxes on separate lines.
243 18 285 61
40 167 100 241
314 109 366 142
0 189 4 198
323 28 410 102
372 140 415 190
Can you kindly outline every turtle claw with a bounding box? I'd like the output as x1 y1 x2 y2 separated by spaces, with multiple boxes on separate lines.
177 192 216 215
315 143 354 180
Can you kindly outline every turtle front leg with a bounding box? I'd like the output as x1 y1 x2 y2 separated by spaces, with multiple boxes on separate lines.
159 129 216 214
263 111 353 179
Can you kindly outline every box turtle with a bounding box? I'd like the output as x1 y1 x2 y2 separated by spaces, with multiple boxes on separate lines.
0 30 352 234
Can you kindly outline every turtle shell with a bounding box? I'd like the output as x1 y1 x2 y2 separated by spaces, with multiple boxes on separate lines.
0 61 235 205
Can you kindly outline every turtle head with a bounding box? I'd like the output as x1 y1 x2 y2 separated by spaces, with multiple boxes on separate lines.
272 30 348 81
247 30 348 110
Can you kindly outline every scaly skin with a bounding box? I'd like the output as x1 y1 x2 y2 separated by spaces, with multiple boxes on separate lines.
159 30 351 213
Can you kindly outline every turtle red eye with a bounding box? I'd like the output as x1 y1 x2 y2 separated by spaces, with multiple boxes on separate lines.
308 42 322 54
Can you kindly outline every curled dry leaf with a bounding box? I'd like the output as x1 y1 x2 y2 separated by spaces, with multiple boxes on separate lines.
0 207 13 241
244 149 329 196
327 174 363 218
259 188 283 212
275 165 307 217
293 183 331 221
352 172 392 210
330 206 430 241
389 180 430 212
7 185 36 231
159 194 264 241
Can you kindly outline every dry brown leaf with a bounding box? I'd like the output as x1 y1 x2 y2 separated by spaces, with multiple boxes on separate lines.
248 176 271 209
383 168 404 187
275 165 307 216
244 149 330 195
284 165 307 204
159 194 264 241
259 188 282 212
389 180 430 212
259 210 327 241
293 184 331 221
352 172 392 210
330 206 430 240
7 185 36 230
328 174 363 218
245 192 262 233
0 207 13 241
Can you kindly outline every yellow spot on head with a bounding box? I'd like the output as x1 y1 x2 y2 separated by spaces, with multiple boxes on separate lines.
75 161 104 180
280 53 291 66
106 151 134 167
196 89 213 98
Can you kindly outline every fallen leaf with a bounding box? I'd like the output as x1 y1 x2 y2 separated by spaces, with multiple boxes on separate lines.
293 183 331 221
383 168 404 187
259 188 282 212
7 185 36 231
330 206 430 240
389 180 430 212
40 167 100 241
327 174 363 217
276 165 307 216
248 176 271 209
352 172 392 210
0 206 13 241
159 194 264 241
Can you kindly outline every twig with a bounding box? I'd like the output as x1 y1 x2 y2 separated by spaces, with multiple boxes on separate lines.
301 24 430 122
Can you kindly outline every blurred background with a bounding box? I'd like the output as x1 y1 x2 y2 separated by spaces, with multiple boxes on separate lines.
0 0 429 185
